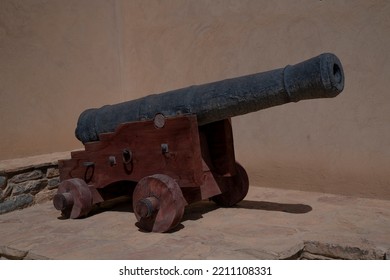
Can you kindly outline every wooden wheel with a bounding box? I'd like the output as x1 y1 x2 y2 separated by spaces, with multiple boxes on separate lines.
211 162 249 207
53 178 93 219
133 174 187 233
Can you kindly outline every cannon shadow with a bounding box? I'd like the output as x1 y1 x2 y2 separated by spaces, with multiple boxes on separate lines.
78 197 312 233
87 195 133 217
181 199 313 223
234 200 313 214
96 198 313 218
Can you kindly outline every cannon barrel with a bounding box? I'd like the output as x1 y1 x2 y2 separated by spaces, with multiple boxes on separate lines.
76 53 344 143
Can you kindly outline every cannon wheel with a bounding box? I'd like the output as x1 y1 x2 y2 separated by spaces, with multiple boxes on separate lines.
211 162 249 207
133 174 187 233
53 178 93 219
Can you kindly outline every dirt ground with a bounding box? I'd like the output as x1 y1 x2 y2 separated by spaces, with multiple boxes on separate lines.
0 185 389 260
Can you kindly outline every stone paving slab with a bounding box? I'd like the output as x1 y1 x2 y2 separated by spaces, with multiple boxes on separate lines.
0 186 389 259
0 152 71 174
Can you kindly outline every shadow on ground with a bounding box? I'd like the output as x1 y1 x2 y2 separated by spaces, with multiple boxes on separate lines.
74 197 312 233
182 199 312 222
235 200 312 214
85 197 312 221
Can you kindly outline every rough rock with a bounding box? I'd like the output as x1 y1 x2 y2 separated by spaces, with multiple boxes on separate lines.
300 251 334 260
34 188 57 204
11 179 48 196
0 246 28 260
48 178 60 189
0 194 34 214
46 168 59 179
0 176 7 189
1 184 13 200
24 252 51 260
304 241 383 260
9 170 43 184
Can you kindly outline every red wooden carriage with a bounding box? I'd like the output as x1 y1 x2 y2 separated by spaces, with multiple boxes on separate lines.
55 115 248 232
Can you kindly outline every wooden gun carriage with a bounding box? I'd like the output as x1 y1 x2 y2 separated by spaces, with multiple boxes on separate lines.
54 53 344 232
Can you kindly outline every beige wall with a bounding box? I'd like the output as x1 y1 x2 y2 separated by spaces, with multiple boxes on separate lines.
1 0 389 199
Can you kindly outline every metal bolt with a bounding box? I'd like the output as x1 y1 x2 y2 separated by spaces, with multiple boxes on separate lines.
161 143 169 154
109 156 116 166
154 113 165 128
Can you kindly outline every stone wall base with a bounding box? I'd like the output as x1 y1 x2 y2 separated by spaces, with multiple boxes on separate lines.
0 152 69 215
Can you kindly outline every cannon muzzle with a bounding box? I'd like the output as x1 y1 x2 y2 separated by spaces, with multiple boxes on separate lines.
76 53 344 143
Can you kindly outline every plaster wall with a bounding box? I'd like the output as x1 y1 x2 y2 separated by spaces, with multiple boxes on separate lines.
1 0 389 199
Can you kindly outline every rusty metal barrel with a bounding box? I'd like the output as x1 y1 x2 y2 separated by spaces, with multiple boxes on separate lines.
75 53 344 143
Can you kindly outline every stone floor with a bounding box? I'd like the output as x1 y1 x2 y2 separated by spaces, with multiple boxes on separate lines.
0 186 389 260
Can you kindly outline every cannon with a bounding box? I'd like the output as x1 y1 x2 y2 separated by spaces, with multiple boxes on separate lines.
54 53 344 232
